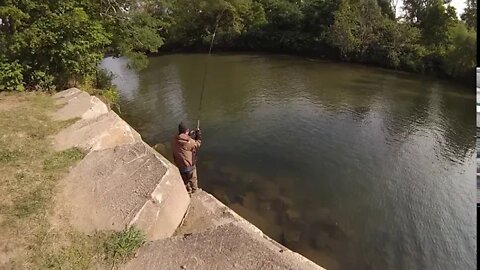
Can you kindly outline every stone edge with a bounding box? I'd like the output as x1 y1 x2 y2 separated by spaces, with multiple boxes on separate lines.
198 191 326 270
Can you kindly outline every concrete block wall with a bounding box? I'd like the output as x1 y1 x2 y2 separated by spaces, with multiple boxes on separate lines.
53 88 190 240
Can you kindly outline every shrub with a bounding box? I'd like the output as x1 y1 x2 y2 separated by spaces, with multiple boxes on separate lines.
0 60 24 91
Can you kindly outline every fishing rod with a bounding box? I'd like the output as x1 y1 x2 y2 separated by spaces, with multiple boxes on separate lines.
197 10 225 130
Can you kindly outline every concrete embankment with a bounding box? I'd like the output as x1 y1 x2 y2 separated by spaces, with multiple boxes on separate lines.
53 88 190 240
53 88 326 269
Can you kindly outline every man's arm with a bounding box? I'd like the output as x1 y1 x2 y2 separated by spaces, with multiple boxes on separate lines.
185 129 202 150
186 138 201 150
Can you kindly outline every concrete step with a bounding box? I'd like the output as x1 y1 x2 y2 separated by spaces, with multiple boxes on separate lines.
53 88 108 121
174 190 239 236
54 110 142 152
121 191 325 270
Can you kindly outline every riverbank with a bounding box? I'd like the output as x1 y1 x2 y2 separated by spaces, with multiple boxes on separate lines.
152 48 476 87
0 89 325 269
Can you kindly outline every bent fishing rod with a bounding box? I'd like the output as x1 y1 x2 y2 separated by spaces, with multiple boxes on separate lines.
197 10 225 130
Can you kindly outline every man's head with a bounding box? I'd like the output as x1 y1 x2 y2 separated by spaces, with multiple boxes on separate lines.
178 121 189 134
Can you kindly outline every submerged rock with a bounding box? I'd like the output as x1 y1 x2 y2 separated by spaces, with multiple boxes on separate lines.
270 196 291 216
312 231 331 250
211 187 231 205
275 175 298 194
311 220 348 244
242 192 259 210
286 209 302 222
219 165 241 178
278 195 294 207
153 143 166 155
229 202 282 240
257 201 279 228
241 172 264 185
303 207 331 224
281 226 302 244
252 180 281 202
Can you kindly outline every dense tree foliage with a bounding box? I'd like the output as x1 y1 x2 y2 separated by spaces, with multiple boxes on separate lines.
0 0 476 91
461 0 476 30
0 0 165 91
163 0 475 82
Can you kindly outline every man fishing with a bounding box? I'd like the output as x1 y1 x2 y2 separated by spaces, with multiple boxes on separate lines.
171 121 202 194
171 12 220 195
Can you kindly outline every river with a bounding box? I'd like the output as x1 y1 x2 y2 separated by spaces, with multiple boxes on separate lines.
101 54 476 270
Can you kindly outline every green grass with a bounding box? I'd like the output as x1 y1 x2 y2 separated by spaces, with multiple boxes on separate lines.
0 92 144 269
41 230 109 270
13 182 51 218
43 148 85 171
0 149 21 163
104 227 146 265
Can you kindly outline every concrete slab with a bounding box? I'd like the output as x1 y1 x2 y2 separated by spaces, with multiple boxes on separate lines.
58 141 190 240
54 111 142 152
53 89 108 121
53 87 82 100
174 190 238 235
140 190 324 270
123 222 324 270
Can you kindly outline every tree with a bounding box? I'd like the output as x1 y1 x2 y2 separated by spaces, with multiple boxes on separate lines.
401 0 453 25
419 0 457 52
443 22 476 78
301 0 339 39
0 1 111 89
327 0 360 58
327 0 426 70
166 0 267 49
388 0 401 19
0 0 166 91
259 0 303 30
377 21 425 70
377 0 395 19
83 0 167 69
328 0 385 59
461 0 476 30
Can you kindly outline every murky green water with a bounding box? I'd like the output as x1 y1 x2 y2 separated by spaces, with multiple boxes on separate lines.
101 54 476 270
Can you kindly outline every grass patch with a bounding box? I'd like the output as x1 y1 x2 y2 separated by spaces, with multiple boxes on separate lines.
13 183 50 218
105 227 145 265
43 148 85 171
0 149 21 163
0 92 143 269
41 231 109 270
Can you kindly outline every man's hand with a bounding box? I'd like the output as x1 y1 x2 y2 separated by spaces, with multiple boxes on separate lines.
195 128 202 141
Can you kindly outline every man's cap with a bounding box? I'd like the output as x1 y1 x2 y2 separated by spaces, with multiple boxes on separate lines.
178 121 188 134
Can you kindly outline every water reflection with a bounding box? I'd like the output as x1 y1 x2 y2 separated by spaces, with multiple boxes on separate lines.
100 57 139 101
